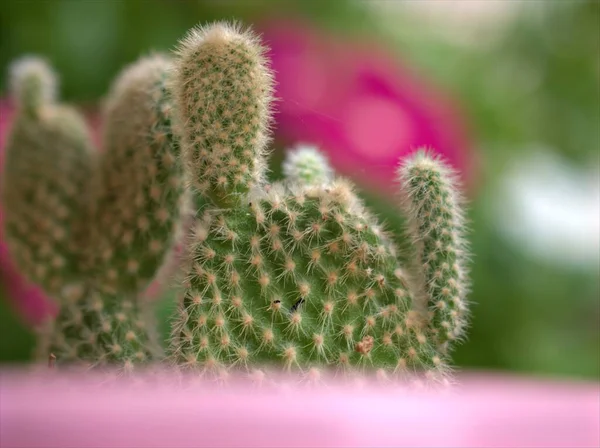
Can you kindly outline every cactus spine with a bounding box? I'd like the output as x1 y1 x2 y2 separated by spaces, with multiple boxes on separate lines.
167 23 469 384
2 54 186 370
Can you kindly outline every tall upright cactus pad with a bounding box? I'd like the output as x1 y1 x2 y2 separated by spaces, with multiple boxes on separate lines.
397 151 469 350
2 57 94 296
1 55 186 369
172 23 274 207
168 23 467 383
91 54 186 295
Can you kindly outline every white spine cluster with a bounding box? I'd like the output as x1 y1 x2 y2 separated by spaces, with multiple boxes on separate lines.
282 144 334 186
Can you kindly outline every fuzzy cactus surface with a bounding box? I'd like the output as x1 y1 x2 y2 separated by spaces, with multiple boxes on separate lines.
1 55 186 369
282 144 334 186
3 58 94 297
2 21 470 381
167 23 470 384
398 152 469 349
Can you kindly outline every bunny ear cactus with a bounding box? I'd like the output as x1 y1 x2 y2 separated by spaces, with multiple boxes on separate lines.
91 54 186 295
172 23 273 208
1 21 470 382
168 23 470 385
2 57 93 297
2 54 187 370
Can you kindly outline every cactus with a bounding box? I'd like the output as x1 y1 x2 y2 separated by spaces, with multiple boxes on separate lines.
90 54 186 296
167 22 469 384
1 54 186 369
2 21 470 381
397 151 469 351
282 144 333 186
3 57 94 297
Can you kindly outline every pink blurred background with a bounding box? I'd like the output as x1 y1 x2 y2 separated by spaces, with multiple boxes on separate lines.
262 19 476 195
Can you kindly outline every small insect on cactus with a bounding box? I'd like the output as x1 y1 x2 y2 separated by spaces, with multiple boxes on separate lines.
168 23 469 384
1 54 187 370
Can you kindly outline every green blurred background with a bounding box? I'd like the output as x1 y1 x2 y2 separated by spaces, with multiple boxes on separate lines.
1 0 598 380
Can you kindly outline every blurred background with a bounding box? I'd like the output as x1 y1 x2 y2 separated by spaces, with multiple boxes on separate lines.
0 0 598 381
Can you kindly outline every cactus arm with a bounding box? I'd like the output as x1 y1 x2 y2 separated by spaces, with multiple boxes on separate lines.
1 57 94 296
8 56 58 117
91 54 187 296
397 149 470 350
172 22 274 208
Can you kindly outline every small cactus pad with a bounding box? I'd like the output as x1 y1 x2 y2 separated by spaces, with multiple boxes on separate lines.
282 144 334 186
36 285 161 371
9 56 58 115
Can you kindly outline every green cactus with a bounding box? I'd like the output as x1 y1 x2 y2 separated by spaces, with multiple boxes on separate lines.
2 21 470 382
282 144 334 186
35 286 163 371
3 57 94 297
2 54 186 370
167 23 469 384
397 151 470 352
170 22 273 209
90 54 186 296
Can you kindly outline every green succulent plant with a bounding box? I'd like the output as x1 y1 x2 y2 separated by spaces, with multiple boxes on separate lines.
167 23 469 384
2 54 187 370
2 22 469 384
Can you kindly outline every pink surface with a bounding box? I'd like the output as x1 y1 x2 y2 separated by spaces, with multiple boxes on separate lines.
1 370 598 448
